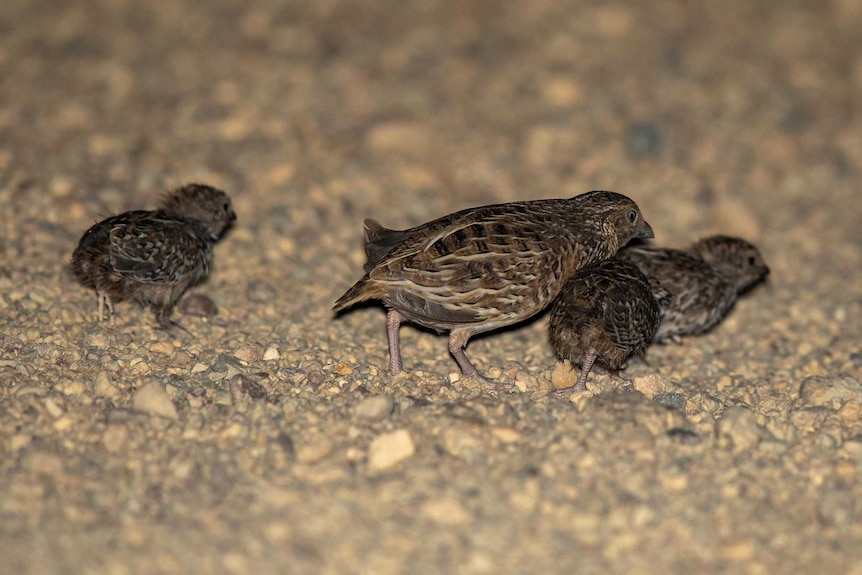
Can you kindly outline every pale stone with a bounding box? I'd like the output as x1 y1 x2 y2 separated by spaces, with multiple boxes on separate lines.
368 429 415 472
149 341 174 355
133 380 178 420
354 395 394 421
296 439 334 464
551 361 577 390
420 498 469 525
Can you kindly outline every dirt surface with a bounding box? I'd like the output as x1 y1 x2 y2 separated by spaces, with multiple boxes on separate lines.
2 1 862 573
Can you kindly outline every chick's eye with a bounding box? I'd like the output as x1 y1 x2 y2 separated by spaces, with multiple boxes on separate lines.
747 256 757 266
223 203 230 212
627 210 638 224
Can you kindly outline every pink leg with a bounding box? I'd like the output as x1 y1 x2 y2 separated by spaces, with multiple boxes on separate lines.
386 310 404 375
98 291 114 324
448 328 492 385
574 349 597 391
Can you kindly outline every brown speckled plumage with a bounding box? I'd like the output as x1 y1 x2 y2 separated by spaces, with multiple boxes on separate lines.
71 184 236 327
549 259 667 391
334 191 654 382
620 235 769 342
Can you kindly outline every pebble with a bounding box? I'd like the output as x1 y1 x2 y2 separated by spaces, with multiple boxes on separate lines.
653 392 687 410
296 439 334 464
43 398 65 418
332 362 354 376
715 406 761 453
149 341 175 355
720 540 755 562
262 344 280 361
491 428 521 443
233 344 262 364
798 374 862 409
354 395 394 422
368 429 415 472
420 498 469 525
86 333 110 349
230 374 267 400
551 361 577 390
133 379 179 420
102 424 128 453
633 374 671 397
207 354 245 382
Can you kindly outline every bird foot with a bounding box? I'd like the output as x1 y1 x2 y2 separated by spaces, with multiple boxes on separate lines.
156 317 193 336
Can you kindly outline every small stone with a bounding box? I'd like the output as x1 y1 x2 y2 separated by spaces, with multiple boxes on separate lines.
799 374 862 409
149 341 174 355
92 371 119 399
368 429 415 472
102 424 128 453
720 540 755 562
354 395 394 422
53 415 75 432
44 398 65 418
633 374 671 397
513 370 539 393
233 344 262 364
179 293 219 317
551 361 578 390
420 498 469 525
491 427 521 443
838 400 862 424
213 390 233 406
262 344 280 361
658 473 688 492
133 379 179 420
332 362 354 376
208 354 245 382
191 363 208 374
86 333 110 349
264 522 291 544
230 374 267 400
296 438 334 464
716 406 761 453
653 392 687 410
60 379 87 396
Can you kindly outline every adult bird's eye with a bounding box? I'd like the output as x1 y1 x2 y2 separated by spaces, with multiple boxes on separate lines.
628 210 638 224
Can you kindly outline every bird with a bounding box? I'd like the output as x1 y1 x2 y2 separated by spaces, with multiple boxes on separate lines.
70 183 236 327
333 191 654 383
548 259 669 391
619 235 769 342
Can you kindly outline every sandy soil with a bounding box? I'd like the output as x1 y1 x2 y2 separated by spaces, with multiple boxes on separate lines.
2 0 861 573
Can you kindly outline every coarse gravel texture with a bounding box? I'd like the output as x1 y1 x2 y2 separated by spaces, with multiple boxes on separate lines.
2 0 862 573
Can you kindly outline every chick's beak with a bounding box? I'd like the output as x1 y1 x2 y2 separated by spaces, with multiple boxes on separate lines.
638 220 655 239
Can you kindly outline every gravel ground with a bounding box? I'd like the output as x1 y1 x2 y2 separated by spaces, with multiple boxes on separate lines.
2 0 862 573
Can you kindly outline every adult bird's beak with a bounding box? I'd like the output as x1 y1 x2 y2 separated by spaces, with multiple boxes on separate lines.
638 220 655 239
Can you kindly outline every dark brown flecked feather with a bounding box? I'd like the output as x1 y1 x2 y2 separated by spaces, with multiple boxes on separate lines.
620 235 769 342
549 259 666 391
70 184 236 327
334 191 654 382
